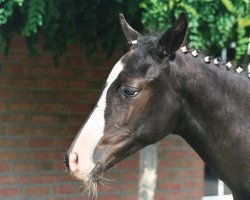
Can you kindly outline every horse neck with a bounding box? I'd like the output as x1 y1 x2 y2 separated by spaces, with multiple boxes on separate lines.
170 51 250 195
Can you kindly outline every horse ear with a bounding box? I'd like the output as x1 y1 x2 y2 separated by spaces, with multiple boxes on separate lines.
119 13 140 42
157 12 188 57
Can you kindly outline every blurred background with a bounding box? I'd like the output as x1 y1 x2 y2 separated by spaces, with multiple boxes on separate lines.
0 0 249 200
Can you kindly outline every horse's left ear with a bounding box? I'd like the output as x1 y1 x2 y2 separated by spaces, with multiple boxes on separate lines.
157 12 188 57
119 13 140 42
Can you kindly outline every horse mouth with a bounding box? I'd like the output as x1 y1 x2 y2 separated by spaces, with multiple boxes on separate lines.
69 162 109 196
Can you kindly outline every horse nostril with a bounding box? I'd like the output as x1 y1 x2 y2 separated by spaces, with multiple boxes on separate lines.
64 153 70 172
69 152 78 172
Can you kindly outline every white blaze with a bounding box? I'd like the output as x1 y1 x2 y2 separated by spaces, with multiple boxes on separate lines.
69 60 124 177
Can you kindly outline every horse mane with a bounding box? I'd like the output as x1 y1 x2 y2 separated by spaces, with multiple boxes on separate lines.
130 34 250 80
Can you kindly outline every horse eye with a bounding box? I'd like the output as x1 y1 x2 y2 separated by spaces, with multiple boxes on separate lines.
120 86 138 97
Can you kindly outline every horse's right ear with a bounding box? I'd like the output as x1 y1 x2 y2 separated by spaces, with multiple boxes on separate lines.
119 13 140 42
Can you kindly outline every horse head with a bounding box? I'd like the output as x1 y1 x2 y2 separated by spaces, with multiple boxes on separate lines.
65 12 188 194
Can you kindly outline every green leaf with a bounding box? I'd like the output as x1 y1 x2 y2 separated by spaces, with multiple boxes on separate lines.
178 2 199 16
221 0 234 12
238 17 250 27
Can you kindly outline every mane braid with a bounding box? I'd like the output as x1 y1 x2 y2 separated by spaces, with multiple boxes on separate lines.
180 46 250 79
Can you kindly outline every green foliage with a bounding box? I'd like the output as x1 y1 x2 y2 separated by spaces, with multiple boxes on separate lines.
0 0 142 59
22 0 45 37
140 0 250 62
0 0 249 62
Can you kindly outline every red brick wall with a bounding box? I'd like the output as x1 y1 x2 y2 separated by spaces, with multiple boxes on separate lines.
157 135 204 199
0 36 204 200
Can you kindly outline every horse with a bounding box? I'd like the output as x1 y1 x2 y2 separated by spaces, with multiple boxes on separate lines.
64 12 250 199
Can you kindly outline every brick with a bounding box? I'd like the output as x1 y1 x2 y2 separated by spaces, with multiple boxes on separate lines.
63 127 80 135
52 139 71 148
0 188 21 197
9 78 38 87
98 184 113 193
168 191 189 200
191 150 200 157
39 162 53 170
159 160 173 168
67 44 84 55
86 92 99 101
0 163 9 172
0 77 7 85
14 163 37 172
158 171 180 180
111 182 138 191
123 194 138 200
19 176 31 185
59 92 82 101
87 70 107 79
48 198 84 200
118 160 138 169
54 185 78 194
9 102 36 111
155 193 166 200
34 127 62 137
183 180 204 189
38 54 54 65
35 151 62 160
160 139 173 147
178 169 204 178
48 68 75 78
7 127 33 135
30 91 58 100
0 53 7 61
68 115 87 124
9 52 33 64
18 197 30 200
13 90 30 99
100 195 121 200
0 152 32 161
0 90 12 99
159 182 181 190
0 114 25 123
33 175 57 184
0 176 16 185
0 139 27 148
67 56 87 66
41 104 66 112
5 65 29 75
88 80 105 89
182 160 204 168
68 80 88 89
25 186 50 195
42 79 65 88
0 102 6 111
31 115 56 124
121 172 138 180
68 104 91 113
167 149 190 159
29 67 49 77
29 139 54 148
58 175 75 182
52 162 65 171
10 37 27 50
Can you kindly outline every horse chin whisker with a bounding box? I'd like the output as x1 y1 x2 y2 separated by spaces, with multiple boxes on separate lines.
79 174 115 197
99 176 115 183
80 179 98 198
99 180 111 189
